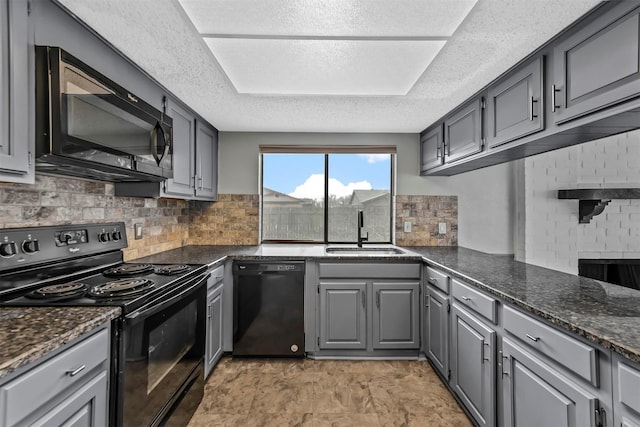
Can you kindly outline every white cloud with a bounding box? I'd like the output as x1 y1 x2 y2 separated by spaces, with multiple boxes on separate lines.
289 174 372 200
358 154 390 164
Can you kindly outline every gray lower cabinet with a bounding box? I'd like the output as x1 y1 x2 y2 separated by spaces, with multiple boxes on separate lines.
372 281 420 349
487 57 543 148
0 326 110 427
194 121 218 200
0 0 33 183
451 304 496 427
502 337 600 427
205 265 224 378
613 354 640 427
444 98 483 164
425 285 450 380
319 281 367 350
552 2 640 124
420 125 444 173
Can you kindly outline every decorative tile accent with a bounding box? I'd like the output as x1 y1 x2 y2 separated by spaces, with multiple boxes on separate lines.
0 174 188 261
395 195 458 246
188 195 259 245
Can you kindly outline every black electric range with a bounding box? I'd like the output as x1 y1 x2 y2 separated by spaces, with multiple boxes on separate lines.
0 222 208 427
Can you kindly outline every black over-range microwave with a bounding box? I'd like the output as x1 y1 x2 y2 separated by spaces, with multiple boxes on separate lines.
35 46 173 182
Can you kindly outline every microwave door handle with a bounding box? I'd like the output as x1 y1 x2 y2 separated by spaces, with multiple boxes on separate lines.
150 123 160 166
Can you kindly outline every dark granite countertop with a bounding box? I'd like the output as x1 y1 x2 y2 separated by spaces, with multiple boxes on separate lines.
135 244 640 364
0 306 121 380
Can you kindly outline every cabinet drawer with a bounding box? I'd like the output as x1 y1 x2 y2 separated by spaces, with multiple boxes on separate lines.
451 278 497 324
0 328 109 426
503 305 598 386
209 265 224 283
319 263 421 279
425 267 449 294
618 360 640 414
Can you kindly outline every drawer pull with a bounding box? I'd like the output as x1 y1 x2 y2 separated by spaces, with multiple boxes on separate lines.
429 277 437 284
66 365 86 377
461 296 471 301
526 334 540 342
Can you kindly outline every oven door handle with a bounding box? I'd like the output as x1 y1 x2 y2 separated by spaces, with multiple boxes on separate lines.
127 274 208 320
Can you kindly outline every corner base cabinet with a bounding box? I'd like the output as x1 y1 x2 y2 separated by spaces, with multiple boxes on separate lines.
425 285 450 380
0 325 110 427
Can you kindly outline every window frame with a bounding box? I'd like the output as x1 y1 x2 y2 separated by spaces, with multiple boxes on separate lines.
260 146 395 244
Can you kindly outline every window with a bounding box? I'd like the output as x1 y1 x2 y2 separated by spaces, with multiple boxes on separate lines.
261 148 393 243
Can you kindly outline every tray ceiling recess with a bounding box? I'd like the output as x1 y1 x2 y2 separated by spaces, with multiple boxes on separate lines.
558 188 640 224
178 0 477 96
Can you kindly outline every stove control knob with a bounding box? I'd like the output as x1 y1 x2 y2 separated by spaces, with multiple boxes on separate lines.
0 242 17 258
111 231 122 241
62 232 75 244
98 232 111 243
21 240 40 254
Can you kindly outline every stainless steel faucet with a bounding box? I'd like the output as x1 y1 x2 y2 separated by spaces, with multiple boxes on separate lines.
357 210 368 247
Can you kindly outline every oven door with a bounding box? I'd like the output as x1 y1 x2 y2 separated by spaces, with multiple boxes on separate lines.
119 274 206 427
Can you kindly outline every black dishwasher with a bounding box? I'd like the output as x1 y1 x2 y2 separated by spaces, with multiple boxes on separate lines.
233 261 305 357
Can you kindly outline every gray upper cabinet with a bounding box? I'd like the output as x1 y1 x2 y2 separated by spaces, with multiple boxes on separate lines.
372 281 420 350
425 285 449 380
502 337 601 427
195 121 218 200
420 125 444 173
319 281 367 350
0 0 33 183
163 100 195 198
487 57 544 148
444 98 483 164
451 304 496 427
552 2 640 124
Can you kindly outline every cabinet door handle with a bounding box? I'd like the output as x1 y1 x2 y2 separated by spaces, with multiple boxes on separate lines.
551 84 561 112
436 144 441 160
461 296 471 301
376 291 380 308
428 277 437 285
529 96 538 121
207 305 212 319
362 291 366 308
482 341 490 363
500 351 509 377
526 333 540 342
66 365 86 377
197 176 203 189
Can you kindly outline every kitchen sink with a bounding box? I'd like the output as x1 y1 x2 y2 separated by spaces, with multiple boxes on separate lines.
325 246 407 255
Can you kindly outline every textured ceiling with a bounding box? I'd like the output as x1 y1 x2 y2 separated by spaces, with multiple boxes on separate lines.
57 0 601 133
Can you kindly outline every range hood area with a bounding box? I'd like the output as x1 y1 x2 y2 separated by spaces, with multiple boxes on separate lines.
557 188 640 223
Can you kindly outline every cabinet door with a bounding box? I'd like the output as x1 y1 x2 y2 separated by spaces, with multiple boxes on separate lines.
487 57 543 148
451 304 496 427
420 125 444 173
613 354 640 427
502 337 600 427
194 121 218 200
444 98 483 163
426 286 449 379
163 100 195 197
552 3 640 124
372 281 420 349
319 281 367 350
31 371 108 427
0 0 32 182
205 284 223 378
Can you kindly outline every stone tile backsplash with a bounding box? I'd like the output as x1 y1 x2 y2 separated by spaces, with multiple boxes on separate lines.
0 175 456 255
395 195 458 246
188 195 259 245
0 174 188 261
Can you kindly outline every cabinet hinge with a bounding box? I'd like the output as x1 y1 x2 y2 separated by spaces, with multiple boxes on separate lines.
481 98 486 110
317 337 320 346
447 302 450 313
317 285 320 294
27 151 32 166
447 369 451 380
162 95 167 114
27 0 32 15
481 137 486 150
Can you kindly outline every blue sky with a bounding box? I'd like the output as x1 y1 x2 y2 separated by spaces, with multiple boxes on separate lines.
263 153 391 198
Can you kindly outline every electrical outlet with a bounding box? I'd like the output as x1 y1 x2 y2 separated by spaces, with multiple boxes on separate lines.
438 222 447 234
134 223 143 240
403 221 412 232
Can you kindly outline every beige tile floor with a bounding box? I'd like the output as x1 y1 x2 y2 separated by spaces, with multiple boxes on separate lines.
188 357 473 427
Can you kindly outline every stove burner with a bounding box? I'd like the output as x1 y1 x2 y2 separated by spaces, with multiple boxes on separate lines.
25 282 88 301
103 264 154 277
88 278 154 299
155 264 191 275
